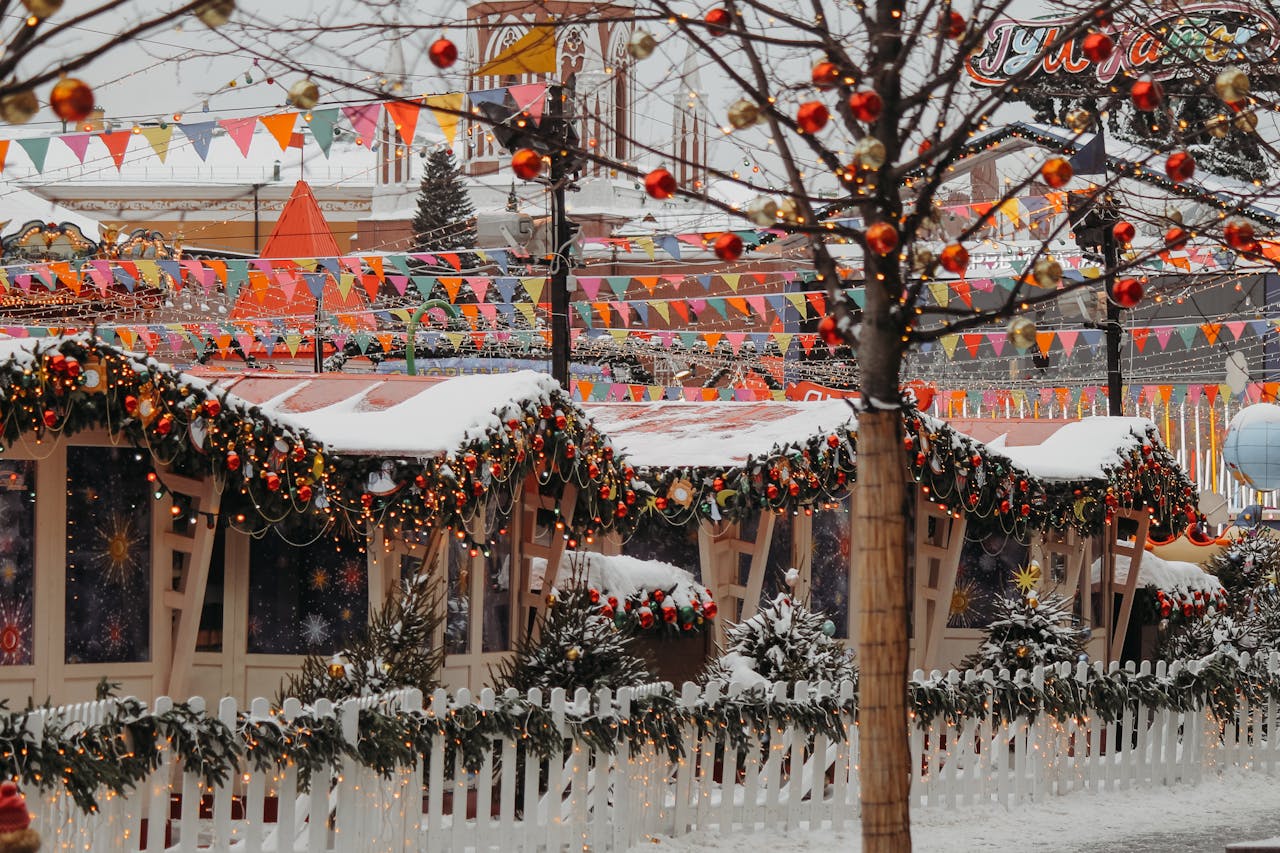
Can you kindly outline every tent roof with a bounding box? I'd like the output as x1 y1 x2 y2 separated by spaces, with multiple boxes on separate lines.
261 180 342 259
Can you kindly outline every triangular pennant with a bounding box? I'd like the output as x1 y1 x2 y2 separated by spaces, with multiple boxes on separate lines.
341 104 381 143
1035 331 1054 356
940 334 960 359
507 83 547 122
424 93 465 146
0 140 9 173
475 28 557 76
306 109 339 157
1057 330 1079 358
521 277 545 304
219 117 258 156
99 131 133 169
1178 325 1198 348
1154 326 1174 350
260 112 298 150
1201 323 1222 346
60 133 90 163
140 125 174 163
179 121 217 160
17 138 49 172
384 100 421 147
1131 327 1150 353
962 334 982 359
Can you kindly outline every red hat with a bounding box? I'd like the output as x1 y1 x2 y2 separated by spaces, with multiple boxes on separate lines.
0 781 31 834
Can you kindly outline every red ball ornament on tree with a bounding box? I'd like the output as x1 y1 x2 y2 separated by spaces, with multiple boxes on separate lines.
714 232 744 261
428 37 458 68
818 314 842 346
1112 220 1135 244
847 90 882 123
1040 157 1073 188
1224 217 1255 251
225 450 241 471
1165 225 1189 249
124 394 139 414
766 483 780 500
705 7 732 36
297 483 312 502
662 604 677 623
156 414 173 436
204 398 221 418
796 100 829 134
811 61 840 90
1081 32 1113 63
865 221 898 255
511 148 543 180
946 11 965 39
265 472 281 491
1130 79 1163 111
644 168 676 199
50 77 94 122
939 243 969 274
1112 277 1144 308
638 607 655 629
42 409 56 427
1165 151 1195 182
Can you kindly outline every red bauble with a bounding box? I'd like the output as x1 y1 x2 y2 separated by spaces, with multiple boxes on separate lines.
946 10 965 38
555 414 567 429
1081 32 1113 63
1165 151 1195 182
644 168 677 199
1224 217 1255 250
705 7 732 36
811 61 840 90
1112 220 1135 244
361 493 373 509
1112 277 1144 307
156 414 173 436
511 148 543 180
428 37 458 68
796 100 829 134
1130 79 1163 111
847 90 882 123
655 496 668 510
939 243 969 274
827 433 840 448
704 601 717 620
865 221 898 255
50 78 94 122
818 314 841 345
1040 157 1073 188
225 450 241 471
766 483 780 499
64 358 80 378
292 444 306 462
638 607 654 629
265 472 281 491
49 354 66 373
714 232 744 261
297 483 312 502
42 409 56 427
204 398 221 418
662 604 677 623
123 394 139 414
1165 225 1189 248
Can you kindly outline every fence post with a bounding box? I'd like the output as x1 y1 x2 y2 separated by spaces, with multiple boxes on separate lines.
426 687 448 853
401 689 425 849
544 687 568 852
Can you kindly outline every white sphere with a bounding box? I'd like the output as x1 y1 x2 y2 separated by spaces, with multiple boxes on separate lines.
1223 404 1280 492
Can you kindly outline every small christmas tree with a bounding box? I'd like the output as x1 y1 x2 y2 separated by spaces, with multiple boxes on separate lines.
964 589 1086 674
282 574 443 704
490 586 653 696
410 146 477 253
703 570 857 689
1203 527 1280 613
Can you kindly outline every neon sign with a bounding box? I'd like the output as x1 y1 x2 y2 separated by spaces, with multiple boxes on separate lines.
966 5 1279 87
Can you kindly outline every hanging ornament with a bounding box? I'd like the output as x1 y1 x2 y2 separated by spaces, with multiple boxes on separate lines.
1081 32 1113 63
0 90 38 125
265 471 282 492
1233 110 1258 134
1031 258 1062 288
644 168 677 199
852 136 886 169
428 37 459 69
1006 316 1036 349
49 77 94 122
812 60 840 90
627 30 656 60
745 195 777 226
727 98 761 129
1040 157 1072 188
796 101 829 134
565 645 582 662
911 246 937 274
821 619 837 637
818 315 842 346
192 0 233 27
288 79 320 109
939 243 969 274
777 197 802 224
945 10 965 39
511 148 543 180
1215 66 1249 104
21 0 62 17
1164 151 1195 182
1205 114 1230 139
1112 220 1135 244
714 232 744 261
847 90 882 122
865 221 898 255
705 7 732 36
1165 225 1189 248
1111 277 1143 307
1130 79 1163 111
1065 108 1093 132
1224 218 1256 251
327 659 346 679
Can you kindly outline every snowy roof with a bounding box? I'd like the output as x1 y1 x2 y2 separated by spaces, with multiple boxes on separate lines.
1091 551 1222 600
582 399 856 468
984 417 1162 481
531 551 707 608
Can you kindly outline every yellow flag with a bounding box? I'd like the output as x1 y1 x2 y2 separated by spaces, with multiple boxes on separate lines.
940 334 960 359
927 280 950 308
140 126 174 163
634 236 655 260
521 277 546 303
721 273 741 292
515 302 537 327
475 28 558 77
425 93 465 146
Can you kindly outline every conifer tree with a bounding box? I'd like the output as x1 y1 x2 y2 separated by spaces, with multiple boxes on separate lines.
964 589 1086 674
410 146 477 253
1204 527 1280 613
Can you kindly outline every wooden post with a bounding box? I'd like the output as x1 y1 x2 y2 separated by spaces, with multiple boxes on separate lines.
911 491 967 671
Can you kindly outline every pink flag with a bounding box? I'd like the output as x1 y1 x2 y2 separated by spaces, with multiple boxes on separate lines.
342 104 381 143
60 134 90 163
219 117 258 156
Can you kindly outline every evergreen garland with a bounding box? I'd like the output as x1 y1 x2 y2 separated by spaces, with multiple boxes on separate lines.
282 574 444 705
410 147 477 253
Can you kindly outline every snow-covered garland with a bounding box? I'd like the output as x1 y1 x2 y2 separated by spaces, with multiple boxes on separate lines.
0 337 633 549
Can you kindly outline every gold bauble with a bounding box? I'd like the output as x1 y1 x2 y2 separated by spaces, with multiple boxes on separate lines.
1030 258 1062 288
911 246 936 273
626 30 656 60
777 197 803 224
1006 316 1036 349
745 195 778 226
727 98 761 130
1165 207 1184 225
546 592 557 607
1206 114 1231 139
566 646 581 662
1233 109 1258 133
1214 66 1249 103
0 90 38 125
20 0 62 17
288 79 320 110
852 136 886 169
327 661 346 679
1016 644 1029 658
1027 597 1039 609
193 0 234 27
1064 108 1092 132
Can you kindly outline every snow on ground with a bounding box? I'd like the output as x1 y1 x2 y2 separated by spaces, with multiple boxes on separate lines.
639 767 1280 852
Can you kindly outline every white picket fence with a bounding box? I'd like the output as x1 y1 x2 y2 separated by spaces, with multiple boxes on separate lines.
22 653 1280 851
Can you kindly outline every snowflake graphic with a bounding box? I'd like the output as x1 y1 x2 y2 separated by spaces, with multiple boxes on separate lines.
338 563 364 595
90 514 146 588
309 567 330 591
948 578 981 628
101 614 128 656
301 613 330 646
0 598 31 665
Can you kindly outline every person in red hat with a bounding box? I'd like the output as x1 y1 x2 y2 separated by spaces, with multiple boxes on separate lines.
0 781 38 853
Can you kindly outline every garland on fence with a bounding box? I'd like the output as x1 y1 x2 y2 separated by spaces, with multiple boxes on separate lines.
5 647 1278 815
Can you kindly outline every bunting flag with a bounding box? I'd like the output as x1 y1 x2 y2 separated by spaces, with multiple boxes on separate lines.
178 121 217 160
424 93 464 145
341 104 380 143
474 28 558 76
0 140 8 173
219 117 258 156
60 134 90 163
16 137 48 172
383 100 421 147
140 126 174 163
259 113 298 150
306 109 339 157
99 131 132 169
507 83 547 122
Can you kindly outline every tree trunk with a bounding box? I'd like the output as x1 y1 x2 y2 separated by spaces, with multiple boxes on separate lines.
855 407 911 851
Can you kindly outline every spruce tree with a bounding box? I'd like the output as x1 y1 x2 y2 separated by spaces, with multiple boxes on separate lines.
410 146 477 253
964 589 1086 674
1203 527 1280 614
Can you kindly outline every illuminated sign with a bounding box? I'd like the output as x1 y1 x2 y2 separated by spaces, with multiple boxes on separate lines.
967 4 1279 87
